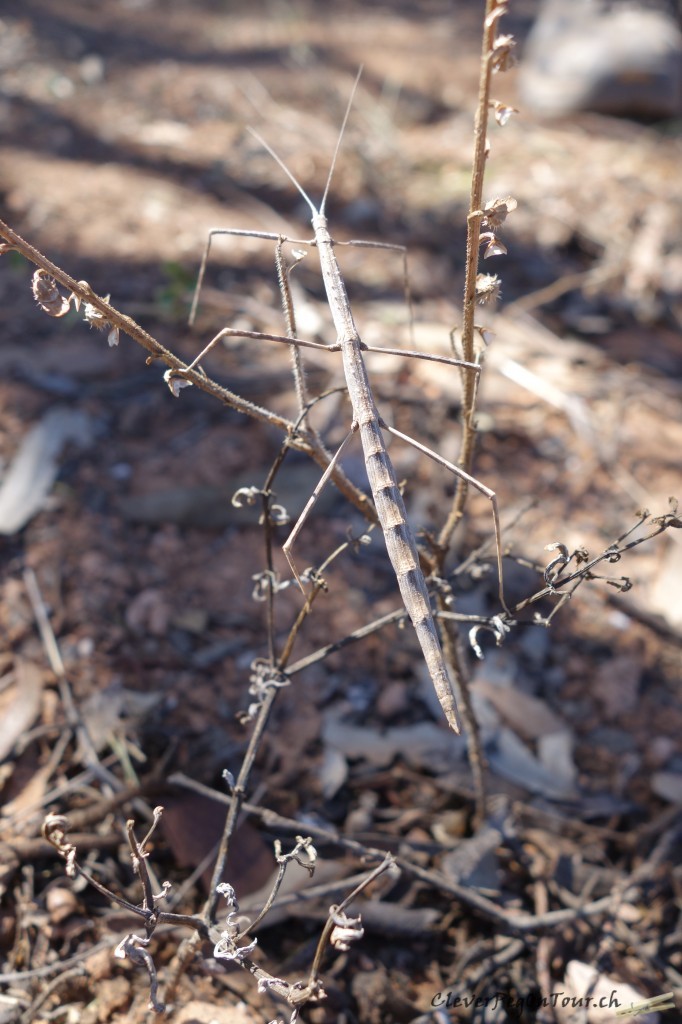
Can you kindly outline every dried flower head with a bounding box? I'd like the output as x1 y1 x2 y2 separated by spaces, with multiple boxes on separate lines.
480 232 508 259
492 101 518 126
476 273 502 306
482 196 517 231
163 368 193 397
491 33 517 72
83 297 120 346
32 270 74 318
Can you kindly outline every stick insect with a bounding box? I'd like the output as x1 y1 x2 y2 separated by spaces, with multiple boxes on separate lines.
180 74 506 733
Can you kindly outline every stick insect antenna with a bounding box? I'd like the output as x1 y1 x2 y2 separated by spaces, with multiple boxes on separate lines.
320 66 364 218
247 127 318 217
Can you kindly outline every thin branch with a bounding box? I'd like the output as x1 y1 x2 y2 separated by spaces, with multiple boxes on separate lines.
0 218 377 527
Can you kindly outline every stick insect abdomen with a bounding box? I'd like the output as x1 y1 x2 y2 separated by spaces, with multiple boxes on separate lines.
358 418 461 733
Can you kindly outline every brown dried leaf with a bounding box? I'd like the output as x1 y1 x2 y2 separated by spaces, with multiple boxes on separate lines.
124 587 170 636
473 676 566 740
91 976 130 1023
160 791 273 895
0 658 44 763
594 654 642 719
174 1001 257 1024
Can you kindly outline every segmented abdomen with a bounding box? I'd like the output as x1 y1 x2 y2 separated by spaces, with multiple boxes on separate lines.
359 418 461 732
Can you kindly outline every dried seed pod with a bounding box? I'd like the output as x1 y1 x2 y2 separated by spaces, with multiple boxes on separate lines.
492 100 517 126
32 269 73 317
476 273 502 305
482 195 517 230
491 33 517 73
163 368 192 396
82 297 120 346
480 232 508 258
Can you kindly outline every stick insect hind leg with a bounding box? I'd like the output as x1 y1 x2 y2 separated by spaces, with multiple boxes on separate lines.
380 419 509 617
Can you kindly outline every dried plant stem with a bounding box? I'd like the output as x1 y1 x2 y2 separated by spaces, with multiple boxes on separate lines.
430 0 503 820
435 595 488 827
18 965 85 1024
24 569 127 793
439 0 500 552
306 854 394 990
203 686 281 926
195 789 643 935
276 236 310 415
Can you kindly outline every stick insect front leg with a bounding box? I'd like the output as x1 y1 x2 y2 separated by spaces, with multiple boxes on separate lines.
190 229 481 383
189 227 312 329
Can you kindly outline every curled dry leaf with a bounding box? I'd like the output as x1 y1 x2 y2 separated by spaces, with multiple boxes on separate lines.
214 932 258 963
330 909 364 951
251 570 280 602
32 269 74 317
267 503 290 526
232 486 261 508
